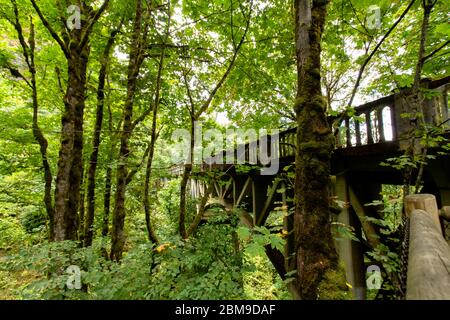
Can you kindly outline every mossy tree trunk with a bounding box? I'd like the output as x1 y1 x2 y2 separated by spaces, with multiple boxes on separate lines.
110 0 147 261
30 0 110 241
403 0 437 196
8 1 54 239
84 26 121 247
290 0 339 300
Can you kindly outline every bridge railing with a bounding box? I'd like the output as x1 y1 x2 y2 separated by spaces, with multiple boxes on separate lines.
252 77 449 160
336 95 396 148
336 77 450 150
195 77 450 170
279 128 296 159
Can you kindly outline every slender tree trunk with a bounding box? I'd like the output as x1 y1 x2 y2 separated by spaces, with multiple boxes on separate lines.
177 5 251 239
8 4 54 239
84 28 120 247
143 56 168 244
291 0 338 300
102 93 117 239
53 39 89 241
179 120 195 239
143 138 159 243
102 153 113 237
78 165 87 243
403 0 436 196
28 18 54 239
110 0 146 261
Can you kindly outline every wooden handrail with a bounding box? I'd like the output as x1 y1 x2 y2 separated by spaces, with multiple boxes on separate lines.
405 194 450 300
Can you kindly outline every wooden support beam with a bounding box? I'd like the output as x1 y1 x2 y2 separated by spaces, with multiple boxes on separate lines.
221 178 232 200
348 186 380 249
236 177 251 208
214 182 221 200
332 174 366 300
345 118 351 147
238 209 254 228
255 179 280 226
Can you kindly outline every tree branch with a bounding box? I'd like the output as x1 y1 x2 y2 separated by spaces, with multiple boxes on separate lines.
29 0 70 59
423 39 450 62
79 0 111 50
346 0 417 108
182 71 196 117
194 1 252 119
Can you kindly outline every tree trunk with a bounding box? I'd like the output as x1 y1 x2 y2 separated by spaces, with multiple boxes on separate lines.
8 4 54 239
403 0 436 196
291 0 338 300
110 0 145 261
102 93 117 239
179 120 195 239
102 153 113 238
78 165 87 243
84 28 120 247
143 138 159 243
53 40 89 241
177 6 251 239
28 18 54 239
29 0 110 242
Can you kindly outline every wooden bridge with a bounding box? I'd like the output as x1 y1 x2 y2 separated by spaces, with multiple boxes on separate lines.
179 77 450 299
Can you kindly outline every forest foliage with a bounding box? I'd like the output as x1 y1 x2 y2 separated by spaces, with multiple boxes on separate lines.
0 0 448 300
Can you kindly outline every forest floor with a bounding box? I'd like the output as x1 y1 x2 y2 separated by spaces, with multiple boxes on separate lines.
0 250 41 299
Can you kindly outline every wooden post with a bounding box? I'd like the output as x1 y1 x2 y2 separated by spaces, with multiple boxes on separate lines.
406 208 450 300
405 194 441 231
365 111 374 144
332 174 366 300
377 107 385 142
355 119 362 146
345 118 351 147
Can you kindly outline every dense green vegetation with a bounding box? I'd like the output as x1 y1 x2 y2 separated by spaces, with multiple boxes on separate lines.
0 0 448 300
